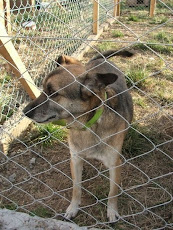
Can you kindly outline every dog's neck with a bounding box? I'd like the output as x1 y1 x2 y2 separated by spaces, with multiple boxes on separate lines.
67 92 107 131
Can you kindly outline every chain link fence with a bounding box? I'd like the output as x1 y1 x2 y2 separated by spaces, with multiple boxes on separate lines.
0 0 173 229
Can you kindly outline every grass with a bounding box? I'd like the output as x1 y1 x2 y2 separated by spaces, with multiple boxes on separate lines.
29 207 53 218
146 77 173 105
134 42 173 54
0 204 17 211
154 31 172 43
149 16 168 25
27 123 67 146
112 30 124 38
97 41 116 52
123 121 167 158
126 65 148 88
123 124 149 157
0 94 14 125
128 15 140 22
0 75 11 84
133 97 147 108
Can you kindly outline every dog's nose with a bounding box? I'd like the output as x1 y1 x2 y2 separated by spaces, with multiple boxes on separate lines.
23 103 35 119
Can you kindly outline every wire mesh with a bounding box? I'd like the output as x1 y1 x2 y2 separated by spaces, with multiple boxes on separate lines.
0 0 173 229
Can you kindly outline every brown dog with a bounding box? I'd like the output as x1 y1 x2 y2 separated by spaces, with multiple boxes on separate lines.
23 50 133 222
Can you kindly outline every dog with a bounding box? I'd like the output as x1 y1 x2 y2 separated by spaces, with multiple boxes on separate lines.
23 49 134 222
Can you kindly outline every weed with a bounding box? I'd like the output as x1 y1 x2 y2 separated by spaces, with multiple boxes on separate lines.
97 41 116 52
30 207 53 218
31 123 67 146
148 42 173 54
128 15 140 22
134 97 147 108
134 42 173 54
0 75 11 84
0 203 17 210
112 30 124 38
123 124 150 157
149 16 167 25
154 31 171 43
134 43 147 51
146 59 164 71
146 78 173 105
126 65 148 88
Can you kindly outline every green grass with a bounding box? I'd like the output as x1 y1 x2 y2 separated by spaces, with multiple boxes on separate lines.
146 77 173 105
0 75 11 84
97 41 116 52
0 203 17 210
112 30 124 38
123 124 150 157
29 207 53 218
30 123 67 146
133 97 147 108
123 122 166 158
153 31 173 43
134 42 173 54
149 16 167 25
148 42 173 54
0 93 14 125
126 65 148 88
128 15 140 22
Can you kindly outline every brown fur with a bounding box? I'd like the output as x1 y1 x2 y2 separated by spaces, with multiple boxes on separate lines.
23 50 134 222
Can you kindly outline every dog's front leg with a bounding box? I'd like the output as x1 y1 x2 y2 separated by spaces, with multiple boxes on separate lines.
107 157 122 223
65 155 83 219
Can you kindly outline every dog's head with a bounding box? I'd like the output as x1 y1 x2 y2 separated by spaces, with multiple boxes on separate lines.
23 55 118 124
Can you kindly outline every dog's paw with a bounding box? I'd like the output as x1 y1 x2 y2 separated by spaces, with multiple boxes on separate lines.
64 203 79 220
107 206 120 223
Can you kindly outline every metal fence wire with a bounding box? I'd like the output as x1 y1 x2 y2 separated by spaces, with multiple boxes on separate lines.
0 0 173 229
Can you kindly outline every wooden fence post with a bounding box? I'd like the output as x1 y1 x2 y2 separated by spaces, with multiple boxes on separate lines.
116 0 120 16
93 0 99 35
113 0 117 17
113 0 120 17
150 0 156 17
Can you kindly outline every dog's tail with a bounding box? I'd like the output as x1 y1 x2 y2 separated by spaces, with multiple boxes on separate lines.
90 49 135 61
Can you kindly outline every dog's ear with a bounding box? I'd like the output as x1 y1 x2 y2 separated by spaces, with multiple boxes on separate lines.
97 73 118 86
55 55 81 67
81 72 118 99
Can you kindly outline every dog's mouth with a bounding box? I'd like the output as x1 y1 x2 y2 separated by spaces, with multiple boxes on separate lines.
37 115 57 123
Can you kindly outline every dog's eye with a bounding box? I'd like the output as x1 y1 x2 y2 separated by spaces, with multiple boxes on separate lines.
50 91 59 97
47 83 59 98
47 84 54 95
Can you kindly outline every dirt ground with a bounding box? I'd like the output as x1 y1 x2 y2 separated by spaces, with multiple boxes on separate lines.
1 7 173 230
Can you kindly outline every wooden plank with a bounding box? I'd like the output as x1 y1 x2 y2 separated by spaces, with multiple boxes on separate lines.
0 23 40 99
113 0 118 17
150 0 156 17
0 0 5 26
117 0 120 16
0 117 32 155
29 0 35 5
3 0 11 33
93 0 99 35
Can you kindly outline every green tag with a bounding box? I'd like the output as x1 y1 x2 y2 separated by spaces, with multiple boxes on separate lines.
52 119 67 126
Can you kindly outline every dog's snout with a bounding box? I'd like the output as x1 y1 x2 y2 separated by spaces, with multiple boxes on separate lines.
23 103 35 119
